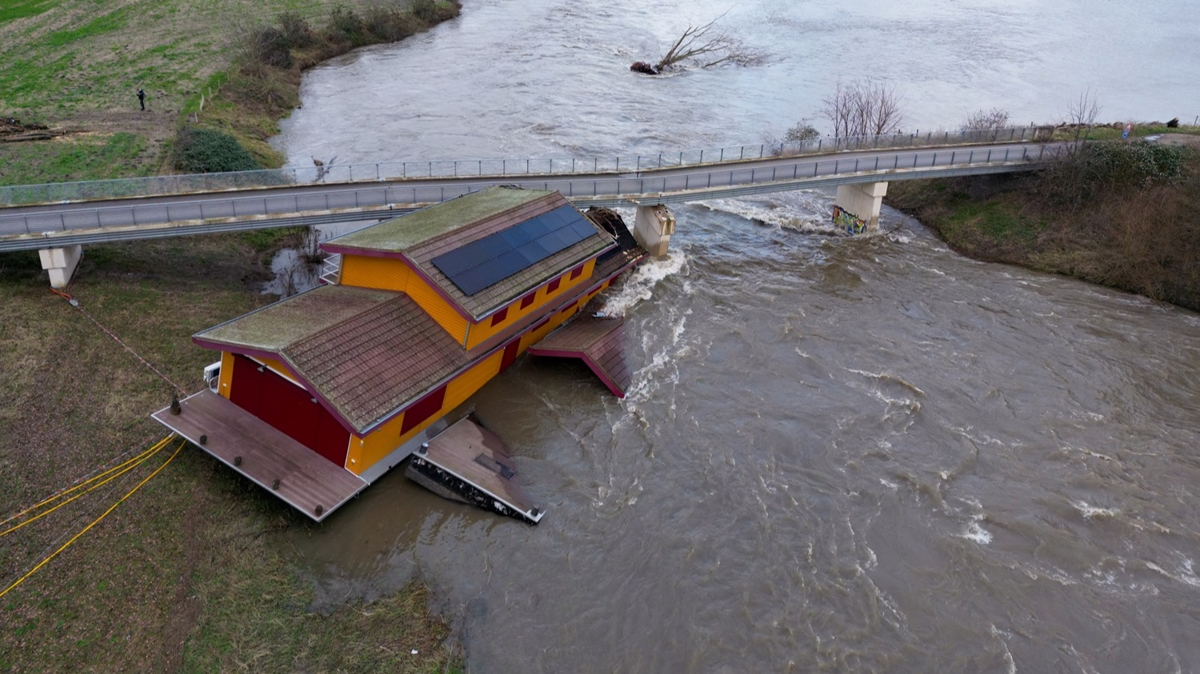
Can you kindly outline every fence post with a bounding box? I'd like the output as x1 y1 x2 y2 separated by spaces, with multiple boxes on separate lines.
933 152 937 166
875 157 879 171
950 151 955 164
1039 145 1045 160
835 160 839 174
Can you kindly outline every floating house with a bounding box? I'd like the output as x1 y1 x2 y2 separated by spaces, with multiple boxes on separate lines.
154 187 648 522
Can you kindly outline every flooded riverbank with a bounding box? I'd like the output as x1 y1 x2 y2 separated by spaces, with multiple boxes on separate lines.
272 1 1200 670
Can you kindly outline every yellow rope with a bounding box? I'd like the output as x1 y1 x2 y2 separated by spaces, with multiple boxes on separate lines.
0 443 166 538
0 435 174 528
0 439 186 601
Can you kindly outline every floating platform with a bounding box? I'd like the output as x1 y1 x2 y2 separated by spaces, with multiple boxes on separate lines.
152 390 367 522
404 417 544 524
528 316 630 397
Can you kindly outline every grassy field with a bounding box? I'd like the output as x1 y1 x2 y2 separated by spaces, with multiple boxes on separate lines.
0 0 458 180
887 134 1200 312
0 235 462 672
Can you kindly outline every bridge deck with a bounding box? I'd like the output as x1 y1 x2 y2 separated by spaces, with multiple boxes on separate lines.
1 141 1057 252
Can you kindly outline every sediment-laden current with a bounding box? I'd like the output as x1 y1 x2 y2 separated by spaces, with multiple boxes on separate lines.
271 1 1200 670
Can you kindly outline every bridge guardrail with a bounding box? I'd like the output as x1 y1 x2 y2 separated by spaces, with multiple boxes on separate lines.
1 144 1058 243
0 127 1044 208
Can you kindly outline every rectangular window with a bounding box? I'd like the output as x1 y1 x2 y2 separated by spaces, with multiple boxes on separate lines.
490 306 509 326
570 265 584 280
547 277 561 293
401 386 447 435
520 292 536 309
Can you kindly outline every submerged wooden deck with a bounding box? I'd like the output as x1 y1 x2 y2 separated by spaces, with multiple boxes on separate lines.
407 417 543 524
528 316 630 397
152 390 366 522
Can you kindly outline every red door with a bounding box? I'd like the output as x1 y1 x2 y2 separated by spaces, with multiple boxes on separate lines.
228 355 349 467
500 340 520 372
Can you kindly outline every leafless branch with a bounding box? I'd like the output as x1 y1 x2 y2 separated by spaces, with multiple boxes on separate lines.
648 10 765 72
821 79 905 139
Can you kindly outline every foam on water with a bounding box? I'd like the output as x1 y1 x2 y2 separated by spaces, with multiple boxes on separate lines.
594 250 688 317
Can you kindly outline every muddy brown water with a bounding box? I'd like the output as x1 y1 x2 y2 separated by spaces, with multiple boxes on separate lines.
271 1 1200 670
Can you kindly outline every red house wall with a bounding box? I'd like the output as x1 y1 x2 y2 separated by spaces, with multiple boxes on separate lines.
229 355 350 467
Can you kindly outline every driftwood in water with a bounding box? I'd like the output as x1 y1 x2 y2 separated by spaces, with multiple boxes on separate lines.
630 61 657 75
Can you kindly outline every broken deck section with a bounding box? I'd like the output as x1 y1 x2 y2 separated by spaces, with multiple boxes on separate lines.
152 391 367 522
405 417 544 524
528 316 630 397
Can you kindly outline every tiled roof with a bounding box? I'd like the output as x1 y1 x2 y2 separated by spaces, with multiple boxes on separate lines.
282 295 468 432
404 192 614 319
195 285 398 352
327 187 558 253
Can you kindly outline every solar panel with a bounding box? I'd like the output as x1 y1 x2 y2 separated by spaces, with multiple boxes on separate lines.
431 205 599 296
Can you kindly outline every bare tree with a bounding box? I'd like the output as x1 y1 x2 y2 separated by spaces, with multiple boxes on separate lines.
821 79 905 139
1066 88 1102 127
961 108 1010 141
643 11 765 72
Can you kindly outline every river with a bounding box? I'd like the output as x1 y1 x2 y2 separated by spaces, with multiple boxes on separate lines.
270 1 1200 671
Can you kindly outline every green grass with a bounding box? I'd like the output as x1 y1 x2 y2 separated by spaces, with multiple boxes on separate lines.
0 133 151 185
0 0 54 23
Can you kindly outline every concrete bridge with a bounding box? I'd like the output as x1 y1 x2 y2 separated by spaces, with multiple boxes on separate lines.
0 129 1059 286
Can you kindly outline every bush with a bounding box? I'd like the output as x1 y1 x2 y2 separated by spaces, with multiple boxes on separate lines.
784 121 819 143
277 11 315 48
242 26 293 68
327 4 365 44
1043 141 1187 208
175 127 264 173
364 6 421 42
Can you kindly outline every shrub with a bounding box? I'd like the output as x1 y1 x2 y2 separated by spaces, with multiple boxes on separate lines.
175 127 264 173
241 26 293 68
1043 141 1188 208
277 11 315 48
327 4 365 44
784 121 819 143
364 6 421 42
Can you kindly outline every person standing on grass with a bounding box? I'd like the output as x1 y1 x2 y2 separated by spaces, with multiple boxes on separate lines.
137 88 145 111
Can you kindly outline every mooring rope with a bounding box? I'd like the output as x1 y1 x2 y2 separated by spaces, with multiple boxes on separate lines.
50 287 187 395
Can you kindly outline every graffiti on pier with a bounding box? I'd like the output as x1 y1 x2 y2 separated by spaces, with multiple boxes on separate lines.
832 205 867 235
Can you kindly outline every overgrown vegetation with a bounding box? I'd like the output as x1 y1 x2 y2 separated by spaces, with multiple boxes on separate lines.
888 137 1200 311
173 126 264 173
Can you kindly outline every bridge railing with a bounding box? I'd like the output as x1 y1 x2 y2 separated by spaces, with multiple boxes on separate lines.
0 126 1042 208
2 144 1060 242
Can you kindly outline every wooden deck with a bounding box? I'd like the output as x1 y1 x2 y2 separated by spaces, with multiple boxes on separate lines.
527 316 630 397
152 390 366 522
407 417 543 524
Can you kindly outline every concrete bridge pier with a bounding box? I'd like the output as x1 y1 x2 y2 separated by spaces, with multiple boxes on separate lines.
38 245 83 288
833 181 889 234
633 204 675 257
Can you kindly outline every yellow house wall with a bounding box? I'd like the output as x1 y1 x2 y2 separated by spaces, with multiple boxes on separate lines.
464 258 597 350
346 348 505 475
339 254 410 291
216 351 235 399
339 254 470 344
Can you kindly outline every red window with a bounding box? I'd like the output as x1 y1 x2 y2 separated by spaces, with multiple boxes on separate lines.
520 292 536 309
401 386 447 434
570 265 584 280
559 300 577 314
490 307 509 326
547 277 561 293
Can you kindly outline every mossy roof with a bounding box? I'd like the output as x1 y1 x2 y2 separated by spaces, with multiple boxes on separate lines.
194 285 397 352
328 187 558 253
